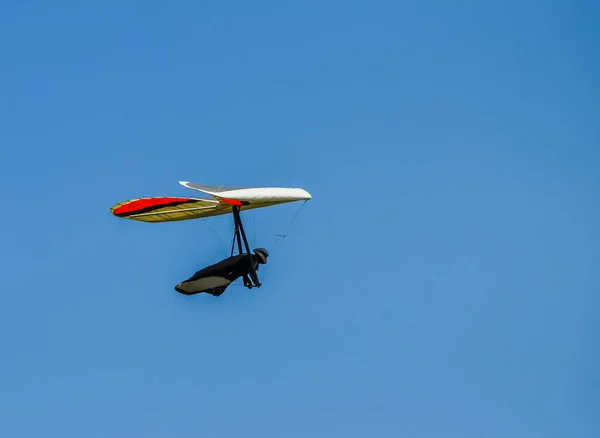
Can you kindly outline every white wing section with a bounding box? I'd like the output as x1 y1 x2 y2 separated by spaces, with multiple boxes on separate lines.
179 181 311 203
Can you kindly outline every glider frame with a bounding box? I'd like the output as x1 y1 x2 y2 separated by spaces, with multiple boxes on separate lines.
230 205 260 287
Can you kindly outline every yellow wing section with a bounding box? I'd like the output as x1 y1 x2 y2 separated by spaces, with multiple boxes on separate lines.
110 196 224 222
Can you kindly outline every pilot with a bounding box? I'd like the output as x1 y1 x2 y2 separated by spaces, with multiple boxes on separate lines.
175 248 269 296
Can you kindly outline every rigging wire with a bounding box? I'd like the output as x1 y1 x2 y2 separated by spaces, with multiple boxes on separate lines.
202 218 229 257
269 200 308 255
259 200 308 283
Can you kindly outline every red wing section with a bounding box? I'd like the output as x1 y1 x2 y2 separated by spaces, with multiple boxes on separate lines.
113 197 196 216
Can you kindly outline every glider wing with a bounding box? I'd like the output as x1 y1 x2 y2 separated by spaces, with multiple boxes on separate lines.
110 182 311 223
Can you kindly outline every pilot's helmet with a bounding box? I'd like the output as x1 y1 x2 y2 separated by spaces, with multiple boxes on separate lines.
253 248 269 264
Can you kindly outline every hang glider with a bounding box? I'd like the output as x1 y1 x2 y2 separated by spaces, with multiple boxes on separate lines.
111 181 311 294
110 181 311 223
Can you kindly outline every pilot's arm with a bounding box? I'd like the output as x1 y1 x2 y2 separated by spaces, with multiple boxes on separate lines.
242 273 252 288
248 257 261 287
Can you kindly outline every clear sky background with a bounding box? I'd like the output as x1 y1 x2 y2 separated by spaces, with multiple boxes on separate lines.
1 1 598 437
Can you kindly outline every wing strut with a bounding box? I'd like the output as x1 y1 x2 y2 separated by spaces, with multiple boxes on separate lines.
231 205 260 288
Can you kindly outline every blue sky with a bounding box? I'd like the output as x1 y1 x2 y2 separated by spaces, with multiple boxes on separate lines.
1 0 598 436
